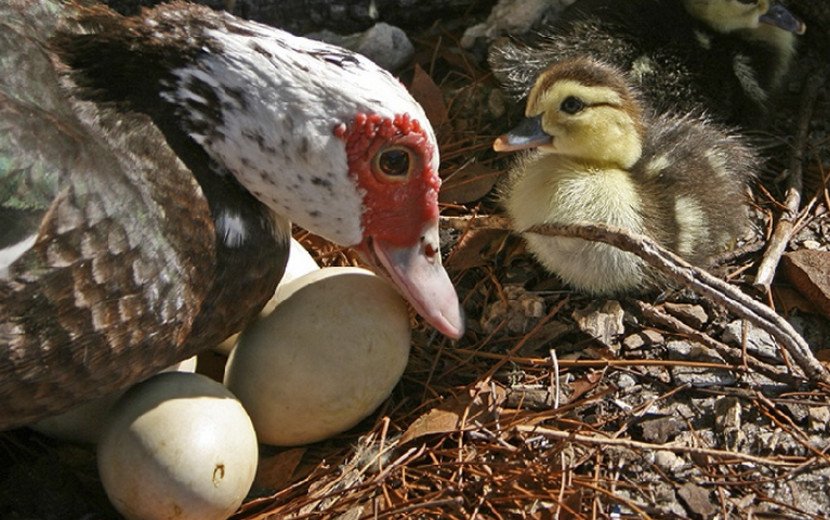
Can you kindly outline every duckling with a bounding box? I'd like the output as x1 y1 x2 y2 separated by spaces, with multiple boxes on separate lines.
489 0 805 124
496 58 758 295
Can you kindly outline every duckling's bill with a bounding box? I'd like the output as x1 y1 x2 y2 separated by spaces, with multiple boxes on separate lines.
760 4 806 35
493 114 552 152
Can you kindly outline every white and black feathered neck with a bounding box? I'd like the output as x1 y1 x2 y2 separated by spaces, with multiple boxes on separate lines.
56 2 435 246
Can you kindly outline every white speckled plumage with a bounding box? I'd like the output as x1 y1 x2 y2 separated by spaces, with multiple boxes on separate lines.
166 22 435 246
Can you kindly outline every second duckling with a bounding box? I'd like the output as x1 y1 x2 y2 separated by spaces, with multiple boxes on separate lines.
490 0 806 124
497 57 758 295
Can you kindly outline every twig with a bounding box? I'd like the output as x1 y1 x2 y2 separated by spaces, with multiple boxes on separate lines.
515 425 801 468
441 215 828 384
754 69 827 289
524 222 829 385
632 301 805 388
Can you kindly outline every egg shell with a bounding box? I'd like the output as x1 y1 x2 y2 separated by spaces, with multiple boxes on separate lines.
214 238 319 356
224 266 411 446
31 356 197 444
97 372 257 520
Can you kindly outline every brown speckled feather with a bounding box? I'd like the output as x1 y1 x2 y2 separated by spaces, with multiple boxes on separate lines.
0 0 287 428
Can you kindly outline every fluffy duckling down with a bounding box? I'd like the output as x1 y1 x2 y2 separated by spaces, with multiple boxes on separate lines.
497 58 758 295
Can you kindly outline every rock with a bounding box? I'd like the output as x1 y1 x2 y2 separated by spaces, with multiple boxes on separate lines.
667 341 737 387
722 320 782 363
572 300 625 348
615 373 638 390
623 329 665 350
807 406 830 433
781 250 830 318
662 303 708 329
460 0 553 47
654 450 685 473
307 22 414 71
636 416 683 443
678 483 717 519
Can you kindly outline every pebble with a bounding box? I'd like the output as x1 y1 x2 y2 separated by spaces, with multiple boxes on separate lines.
722 320 782 363
807 406 830 433
667 340 737 387
678 483 717 519
616 373 638 390
460 0 553 47
623 329 665 350
572 300 625 348
662 303 708 329
654 450 685 473
307 23 414 71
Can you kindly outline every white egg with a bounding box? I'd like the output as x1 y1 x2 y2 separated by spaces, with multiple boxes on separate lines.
224 267 411 446
214 238 320 355
30 356 197 444
98 372 258 520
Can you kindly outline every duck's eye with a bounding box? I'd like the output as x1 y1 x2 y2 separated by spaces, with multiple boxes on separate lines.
560 96 585 114
375 147 412 180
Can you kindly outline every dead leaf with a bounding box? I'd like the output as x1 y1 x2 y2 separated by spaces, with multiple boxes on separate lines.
409 64 448 126
399 383 506 445
781 250 830 318
439 162 501 204
254 447 306 490
445 227 510 271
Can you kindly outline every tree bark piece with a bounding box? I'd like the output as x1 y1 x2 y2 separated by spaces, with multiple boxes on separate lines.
754 69 826 289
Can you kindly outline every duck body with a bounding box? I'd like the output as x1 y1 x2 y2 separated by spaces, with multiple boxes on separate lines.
498 58 758 295
0 0 464 429
489 0 804 123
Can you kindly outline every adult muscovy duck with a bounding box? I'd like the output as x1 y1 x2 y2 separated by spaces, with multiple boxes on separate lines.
0 0 464 429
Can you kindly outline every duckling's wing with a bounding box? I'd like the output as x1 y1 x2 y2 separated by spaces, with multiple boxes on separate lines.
0 0 217 427
635 113 758 264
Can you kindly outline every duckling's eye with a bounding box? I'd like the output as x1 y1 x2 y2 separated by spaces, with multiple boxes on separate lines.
560 96 585 115
374 147 412 180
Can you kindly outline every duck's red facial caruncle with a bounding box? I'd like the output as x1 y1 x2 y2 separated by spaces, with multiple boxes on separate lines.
334 113 464 339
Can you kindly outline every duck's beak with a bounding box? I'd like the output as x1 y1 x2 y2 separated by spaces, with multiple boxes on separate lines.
760 4 806 34
493 114 552 152
359 222 465 340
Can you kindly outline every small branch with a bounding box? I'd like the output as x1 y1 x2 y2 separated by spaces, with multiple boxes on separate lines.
515 424 801 468
754 69 827 289
524 222 829 385
633 301 805 388
440 215 829 384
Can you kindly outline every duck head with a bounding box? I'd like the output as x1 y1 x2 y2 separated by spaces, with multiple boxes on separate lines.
683 0 805 34
494 58 644 170
61 3 465 339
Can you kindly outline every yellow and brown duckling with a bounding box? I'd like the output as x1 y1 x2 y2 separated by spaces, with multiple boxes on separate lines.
496 57 759 295
489 0 806 124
